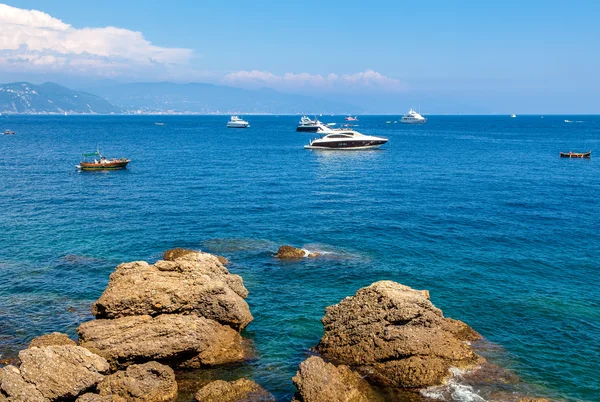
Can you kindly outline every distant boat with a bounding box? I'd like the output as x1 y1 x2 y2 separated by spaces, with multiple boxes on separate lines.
155 122 165 126
226 116 250 128
64 112 67 116
77 150 130 171
345 116 358 121
510 114 517 118
401 109 427 124
3 129 15 135
560 150 591 158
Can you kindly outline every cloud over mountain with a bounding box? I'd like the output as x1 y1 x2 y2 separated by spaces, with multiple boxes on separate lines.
223 69 406 93
0 3 192 77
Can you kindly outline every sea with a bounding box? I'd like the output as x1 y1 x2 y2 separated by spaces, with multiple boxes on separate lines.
0 115 598 401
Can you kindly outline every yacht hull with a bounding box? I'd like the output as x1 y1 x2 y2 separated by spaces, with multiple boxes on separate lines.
304 140 387 150
400 119 427 124
226 123 250 128
296 126 321 132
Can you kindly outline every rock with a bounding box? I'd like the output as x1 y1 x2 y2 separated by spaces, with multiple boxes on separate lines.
77 394 112 402
95 361 178 401
195 378 275 402
0 365 48 402
78 314 247 370
291 356 381 402
163 248 196 261
518 399 550 402
217 255 230 265
317 281 482 388
28 332 76 348
91 254 252 331
276 246 306 259
18 345 109 400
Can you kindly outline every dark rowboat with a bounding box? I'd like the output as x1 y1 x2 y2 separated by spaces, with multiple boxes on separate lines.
560 150 591 158
77 150 130 171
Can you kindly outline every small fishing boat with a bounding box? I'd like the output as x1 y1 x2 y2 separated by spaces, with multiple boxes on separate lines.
3 129 15 135
76 150 131 171
560 150 591 158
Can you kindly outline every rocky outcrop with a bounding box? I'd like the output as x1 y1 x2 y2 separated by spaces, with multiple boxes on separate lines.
78 314 246 370
292 356 381 402
0 345 110 401
195 378 275 402
276 246 320 259
94 362 177 401
91 252 252 331
28 332 76 348
317 281 482 388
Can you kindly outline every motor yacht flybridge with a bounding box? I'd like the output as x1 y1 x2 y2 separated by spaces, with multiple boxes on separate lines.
400 109 427 124
305 129 388 150
227 116 250 128
296 116 335 132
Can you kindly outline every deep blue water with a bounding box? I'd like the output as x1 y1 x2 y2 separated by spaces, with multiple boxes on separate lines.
0 115 598 401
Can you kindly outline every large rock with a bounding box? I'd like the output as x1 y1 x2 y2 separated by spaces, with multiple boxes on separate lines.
28 332 76 348
195 378 275 402
276 246 306 259
317 281 482 388
0 365 48 402
94 362 178 401
78 314 246 370
292 356 382 402
18 345 109 400
91 253 252 331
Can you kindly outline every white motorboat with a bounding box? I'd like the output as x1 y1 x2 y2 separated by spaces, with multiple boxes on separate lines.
510 114 517 118
227 116 250 128
305 129 388 150
400 109 427 124
296 115 336 132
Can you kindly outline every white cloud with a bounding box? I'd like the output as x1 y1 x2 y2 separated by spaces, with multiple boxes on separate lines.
0 3 193 78
223 69 406 92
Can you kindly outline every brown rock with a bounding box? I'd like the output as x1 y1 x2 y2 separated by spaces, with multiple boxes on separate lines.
292 356 382 402
518 399 550 402
95 361 178 401
217 255 230 265
28 332 76 348
276 246 306 259
78 314 246 370
317 281 482 388
163 248 196 261
77 394 112 402
195 378 275 402
0 365 48 402
18 345 109 400
91 254 252 331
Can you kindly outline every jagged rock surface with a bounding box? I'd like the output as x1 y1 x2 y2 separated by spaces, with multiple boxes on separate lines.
28 332 76 349
195 378 275 402
78 314 246 370
292 356 382 402
0 365 48 402
91 252 252 331
17 345 109 400
317 281 482 388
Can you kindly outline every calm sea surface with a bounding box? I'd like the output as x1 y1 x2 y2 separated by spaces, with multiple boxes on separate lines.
0 115 598 401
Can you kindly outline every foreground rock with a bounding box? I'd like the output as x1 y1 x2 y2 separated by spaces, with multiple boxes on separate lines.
78 314 246 370
81 362 177 402
292 356 381 402
28 332 76 348
317 281 482 388
0 345 110 401
195 378 275 402
91 252 252 331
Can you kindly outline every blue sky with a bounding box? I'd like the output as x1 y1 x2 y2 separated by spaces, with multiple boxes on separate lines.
1 0 599 112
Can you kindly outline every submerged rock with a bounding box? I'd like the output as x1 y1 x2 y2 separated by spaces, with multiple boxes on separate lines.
17 345 109 400
195 378 275 402
94 361 178 401
28 332 76 348
276 245 320 259
78 314 247 370
91 253 252 331
317 281 482 388
292 356 381 402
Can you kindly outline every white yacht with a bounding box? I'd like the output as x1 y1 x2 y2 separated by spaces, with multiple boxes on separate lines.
305 129 388 150
226 116 250 128
400 109 427 124
510 114 517 118
296 116 336 133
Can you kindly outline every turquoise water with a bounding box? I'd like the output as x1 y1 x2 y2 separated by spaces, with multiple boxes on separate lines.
0 115 598 401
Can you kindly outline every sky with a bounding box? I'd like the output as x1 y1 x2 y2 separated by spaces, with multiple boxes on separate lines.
1 0 599 113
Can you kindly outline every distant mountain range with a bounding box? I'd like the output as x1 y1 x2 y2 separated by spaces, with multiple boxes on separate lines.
0 82 119 114
89 82 359 114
